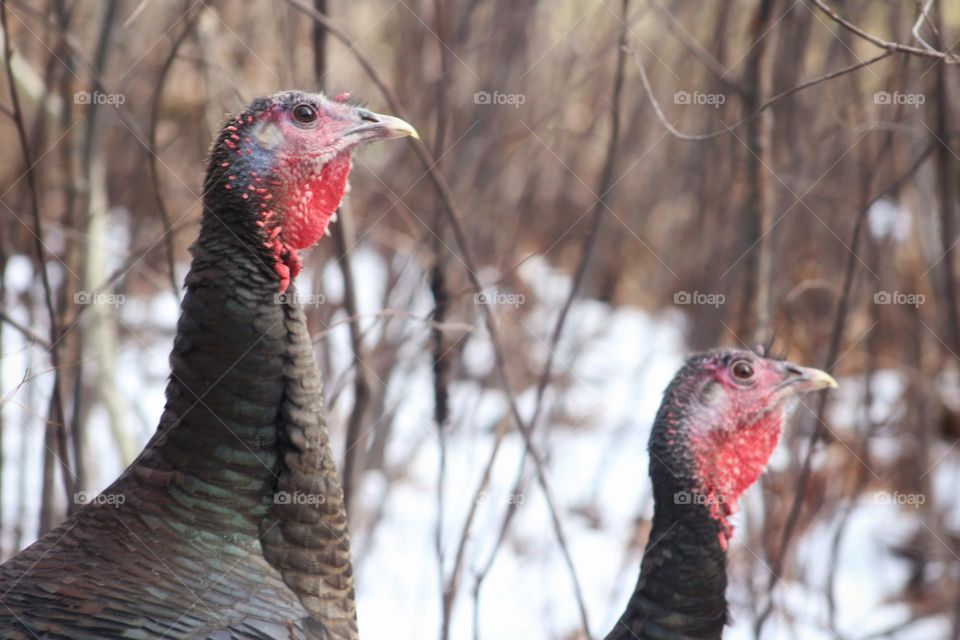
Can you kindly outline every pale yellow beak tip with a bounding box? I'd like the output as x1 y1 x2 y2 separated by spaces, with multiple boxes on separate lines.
804 367 839 390
374 112 419 140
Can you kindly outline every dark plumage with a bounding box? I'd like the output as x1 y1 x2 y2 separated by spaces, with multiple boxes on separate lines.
606 349 837 640
0 91 416 639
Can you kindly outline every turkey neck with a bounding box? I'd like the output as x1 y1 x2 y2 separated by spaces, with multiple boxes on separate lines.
606 461 729 640
147 173 358 639
137 202 308 530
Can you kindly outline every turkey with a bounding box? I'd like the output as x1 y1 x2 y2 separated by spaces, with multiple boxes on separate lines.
605 348 837 640
0 91 417 639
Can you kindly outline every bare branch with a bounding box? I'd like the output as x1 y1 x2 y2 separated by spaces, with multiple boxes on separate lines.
0 307 51 348
0 0 75 528
147 3 199 301
631 45 893 142
285 0 595 633
753 137 940 635
808 0 953 60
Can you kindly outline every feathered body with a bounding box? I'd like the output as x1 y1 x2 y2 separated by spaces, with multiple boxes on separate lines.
0 91 416 640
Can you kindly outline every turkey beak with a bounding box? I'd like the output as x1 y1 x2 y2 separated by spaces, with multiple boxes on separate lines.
782 363 838 393
345 109 419 144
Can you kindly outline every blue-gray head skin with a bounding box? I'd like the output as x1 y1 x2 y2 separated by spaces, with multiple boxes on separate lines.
205 90 418 292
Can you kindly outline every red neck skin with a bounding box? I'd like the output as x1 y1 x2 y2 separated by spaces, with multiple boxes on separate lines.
217 112 353 293
686 410 784 550
261 152 351 292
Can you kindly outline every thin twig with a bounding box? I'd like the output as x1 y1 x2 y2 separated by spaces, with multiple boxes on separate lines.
740 0 777 345
926 2 960 359
8 1 189 187
825 286 882 633
147 1 198 301
1 0 75 526
311 308 472 342
808 0 952 60
649 0 748 97
910 0 939 55
332 203 371 515
309 0 372 519
471 1 630 631
430 1 455 638
753 136 940 634
632 46 893 142
284 0 595 633
0 307 51 348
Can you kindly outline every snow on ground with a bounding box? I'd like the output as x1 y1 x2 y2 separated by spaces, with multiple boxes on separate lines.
0 248 942 638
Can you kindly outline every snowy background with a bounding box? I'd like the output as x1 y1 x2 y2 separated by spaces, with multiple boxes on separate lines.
3 1 960 638
2 224 952 638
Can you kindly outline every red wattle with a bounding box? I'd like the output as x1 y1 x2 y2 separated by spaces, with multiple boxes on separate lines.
268 152 351 292
688 411 783 541
220 105 355 294
282 152 351 251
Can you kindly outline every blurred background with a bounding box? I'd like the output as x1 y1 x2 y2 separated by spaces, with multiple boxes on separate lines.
1 0 959 638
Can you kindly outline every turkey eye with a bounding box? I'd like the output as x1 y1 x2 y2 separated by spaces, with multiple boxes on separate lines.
731 360 754 381
292 103 317 125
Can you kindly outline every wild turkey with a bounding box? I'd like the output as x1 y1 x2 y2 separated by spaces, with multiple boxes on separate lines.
605 349 837 640
0 91 417 639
